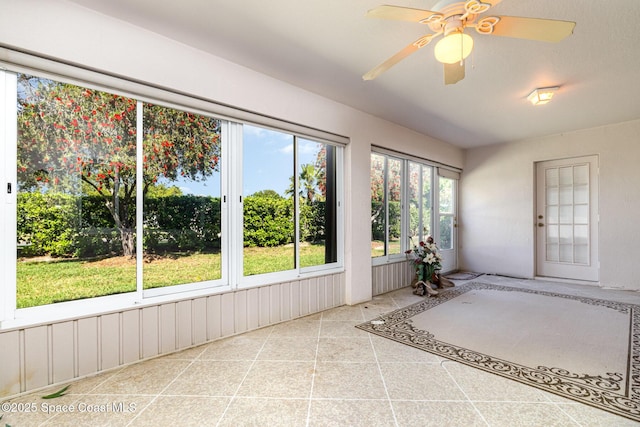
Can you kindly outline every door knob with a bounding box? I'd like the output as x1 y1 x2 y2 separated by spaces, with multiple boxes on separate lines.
538 223 544 227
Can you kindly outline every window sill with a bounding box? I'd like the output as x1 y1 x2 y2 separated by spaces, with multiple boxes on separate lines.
1 267 346 331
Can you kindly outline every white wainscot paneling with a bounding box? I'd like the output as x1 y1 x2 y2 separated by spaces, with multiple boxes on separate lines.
246 288 260 331
23 326 48 391
0 272 344 399
100 313 120 371
121 310 140 364
77 317 99 377
0 330 21 396
372 262 413 296
176 300 193 350
192 298 208 346
51 322 74 384
160 303 177 354
141 306 159 359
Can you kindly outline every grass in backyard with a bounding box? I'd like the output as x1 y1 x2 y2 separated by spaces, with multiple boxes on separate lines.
143 252 222 289
17 257 137 308
243 242 327 275
371 239 402 257
17 243 327 308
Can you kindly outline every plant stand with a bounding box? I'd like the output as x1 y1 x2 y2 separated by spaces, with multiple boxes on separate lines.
412 279 439 296
410 270 454 296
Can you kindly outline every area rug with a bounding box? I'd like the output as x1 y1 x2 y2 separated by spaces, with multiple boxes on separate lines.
443 271 484 280
356 282 640 422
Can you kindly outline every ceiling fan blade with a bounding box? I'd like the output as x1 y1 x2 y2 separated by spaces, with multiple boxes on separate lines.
366 5 440 23
484 15 576 42
444 62 465 85
481 0 503 8
461 0 503 17
363 34 438 81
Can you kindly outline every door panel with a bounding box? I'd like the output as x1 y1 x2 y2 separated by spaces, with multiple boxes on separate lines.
536 156 599 281
436 176 457 273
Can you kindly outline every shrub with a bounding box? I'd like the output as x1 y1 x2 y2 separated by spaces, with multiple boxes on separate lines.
17 191 329 257
17 192 78 257
243 196 294 247
143 195 221 253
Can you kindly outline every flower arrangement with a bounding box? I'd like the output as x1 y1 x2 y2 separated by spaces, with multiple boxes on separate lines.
405 237 443 284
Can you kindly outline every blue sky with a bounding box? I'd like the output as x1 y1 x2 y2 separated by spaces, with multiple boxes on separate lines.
167 124 321 197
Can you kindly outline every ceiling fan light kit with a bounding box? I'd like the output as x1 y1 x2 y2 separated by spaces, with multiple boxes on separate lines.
527 87 559 105
363 0 576 85
434 31 473 64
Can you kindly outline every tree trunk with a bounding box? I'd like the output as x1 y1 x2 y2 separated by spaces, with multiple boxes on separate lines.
120 228 135 258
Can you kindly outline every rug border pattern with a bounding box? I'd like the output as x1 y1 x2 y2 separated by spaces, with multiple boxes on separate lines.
356 282 640 422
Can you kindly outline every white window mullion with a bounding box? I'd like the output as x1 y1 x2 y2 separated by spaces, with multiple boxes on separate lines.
135 101 144 299
401 159 409 253
229 122 243 289
1 71 17 324
336 147 344 266
418 165 424 243
219 121 229 288
293 136 300 270
383 156 389 257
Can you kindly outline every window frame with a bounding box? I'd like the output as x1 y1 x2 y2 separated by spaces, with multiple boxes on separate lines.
371 148 460 267
371 151 407 265
0 55 345 328
237 124 344 288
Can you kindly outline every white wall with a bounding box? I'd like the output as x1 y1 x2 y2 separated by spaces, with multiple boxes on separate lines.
460 119 640 290
0 0 464 398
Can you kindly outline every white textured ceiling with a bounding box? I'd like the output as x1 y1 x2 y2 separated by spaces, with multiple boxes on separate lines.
67 0 640 148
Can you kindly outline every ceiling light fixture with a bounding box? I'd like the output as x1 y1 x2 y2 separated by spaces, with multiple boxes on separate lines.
527 86 559 105
434 31 474 64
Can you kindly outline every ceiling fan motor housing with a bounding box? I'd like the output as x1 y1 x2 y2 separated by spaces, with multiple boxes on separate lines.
427 0 486 33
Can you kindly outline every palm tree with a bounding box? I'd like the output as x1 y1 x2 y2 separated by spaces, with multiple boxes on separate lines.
286 163 319 202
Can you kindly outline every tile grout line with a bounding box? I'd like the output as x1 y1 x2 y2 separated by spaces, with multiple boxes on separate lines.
42 365 131 426
540 391 584 427
125 345 212 426
364 305 401 427
440 360 491 427
304 312 323 427
530 379 583 427
214 327 275 427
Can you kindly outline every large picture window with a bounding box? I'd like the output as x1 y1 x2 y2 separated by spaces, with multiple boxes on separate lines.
242 125 295 275
16 75 138 307
371 151 457 267
242 126 340 278
1 69 343 323
142 103 223 290
370 153 403 259
409 161 433 247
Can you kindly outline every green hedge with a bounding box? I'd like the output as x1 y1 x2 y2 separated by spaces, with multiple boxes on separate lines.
144 195 222 253
17 192 78 257
17 192 328 258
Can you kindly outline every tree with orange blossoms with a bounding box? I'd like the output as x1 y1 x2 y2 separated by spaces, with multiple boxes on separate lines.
17 75 221 257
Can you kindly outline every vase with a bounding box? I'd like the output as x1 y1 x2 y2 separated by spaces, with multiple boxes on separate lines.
416 263 437 284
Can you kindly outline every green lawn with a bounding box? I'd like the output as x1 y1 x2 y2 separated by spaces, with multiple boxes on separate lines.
17 243 327 308
371 239 401 258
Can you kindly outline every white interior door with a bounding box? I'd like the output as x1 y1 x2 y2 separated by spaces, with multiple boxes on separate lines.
536 156 599 281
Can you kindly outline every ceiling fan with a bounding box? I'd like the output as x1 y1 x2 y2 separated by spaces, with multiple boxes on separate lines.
363 0 576 84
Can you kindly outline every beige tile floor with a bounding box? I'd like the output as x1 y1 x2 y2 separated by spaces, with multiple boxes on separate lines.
2 275 640 426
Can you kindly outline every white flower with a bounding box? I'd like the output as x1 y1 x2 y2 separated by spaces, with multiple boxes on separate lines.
424 253 436 264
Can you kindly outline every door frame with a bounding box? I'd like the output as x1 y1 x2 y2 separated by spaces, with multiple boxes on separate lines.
435 173 458 274
534 155 599 282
